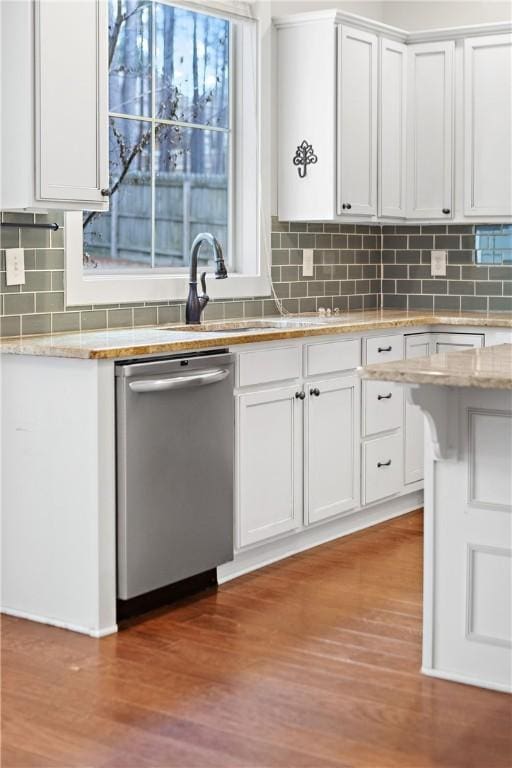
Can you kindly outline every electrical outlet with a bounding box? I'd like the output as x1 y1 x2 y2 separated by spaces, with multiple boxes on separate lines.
6 248 25 286
302 248 314 277
431 250 447 277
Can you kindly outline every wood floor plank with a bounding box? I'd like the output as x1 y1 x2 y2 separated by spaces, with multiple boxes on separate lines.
2 510 511 767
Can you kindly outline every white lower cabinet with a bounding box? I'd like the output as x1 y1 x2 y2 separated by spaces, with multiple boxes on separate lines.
237 386 303 547
363 433 403 505
306 376 359 524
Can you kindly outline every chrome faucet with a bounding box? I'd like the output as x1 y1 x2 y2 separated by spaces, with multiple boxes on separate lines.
185 233 228 324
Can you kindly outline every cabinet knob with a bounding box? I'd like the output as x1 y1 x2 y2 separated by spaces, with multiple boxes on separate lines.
377 393 392 400
101 188 111 197
310 387 321 397
377 460 392 468
342 203 352 210
295 391 306 400
442 208 450 214
377 346 392 353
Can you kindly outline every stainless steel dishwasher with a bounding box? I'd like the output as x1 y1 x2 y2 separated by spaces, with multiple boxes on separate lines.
115 350 234 602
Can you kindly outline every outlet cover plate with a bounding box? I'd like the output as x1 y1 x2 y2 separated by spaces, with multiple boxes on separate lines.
6 248 25 286
431 250 447 277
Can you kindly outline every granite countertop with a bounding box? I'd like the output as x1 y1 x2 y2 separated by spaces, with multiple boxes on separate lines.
0 309 511 360
361 343 512 390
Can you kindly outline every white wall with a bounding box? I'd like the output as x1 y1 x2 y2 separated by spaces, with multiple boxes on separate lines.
271 0 385 20
382 1 512 30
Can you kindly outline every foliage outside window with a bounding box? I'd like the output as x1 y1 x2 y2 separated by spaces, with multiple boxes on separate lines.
84 0 231 273
475 224 512 265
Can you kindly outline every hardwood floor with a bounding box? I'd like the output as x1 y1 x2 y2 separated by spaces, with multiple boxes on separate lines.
2 510 511 767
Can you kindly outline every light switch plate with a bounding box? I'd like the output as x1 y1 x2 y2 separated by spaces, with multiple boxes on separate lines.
6 248 25 286
431 250 447 277
302 248 314 277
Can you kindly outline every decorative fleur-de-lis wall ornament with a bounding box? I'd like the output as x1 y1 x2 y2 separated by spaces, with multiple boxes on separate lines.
292 140 318 178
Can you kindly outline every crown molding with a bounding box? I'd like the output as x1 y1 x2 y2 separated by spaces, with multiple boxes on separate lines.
272 8 512 44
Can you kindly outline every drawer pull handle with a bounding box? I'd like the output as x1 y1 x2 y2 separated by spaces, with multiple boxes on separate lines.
377 393 392 400
377 346 392 353
295 391 306 400
310 387 321 397
377 460 392 468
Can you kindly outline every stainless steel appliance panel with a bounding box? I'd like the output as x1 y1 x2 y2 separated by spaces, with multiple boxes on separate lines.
116 352 234 600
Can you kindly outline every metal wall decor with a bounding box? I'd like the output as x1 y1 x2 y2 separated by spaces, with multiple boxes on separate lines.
293 140 317 178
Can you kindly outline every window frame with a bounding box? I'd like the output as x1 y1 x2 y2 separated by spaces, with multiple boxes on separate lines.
65 0 270 306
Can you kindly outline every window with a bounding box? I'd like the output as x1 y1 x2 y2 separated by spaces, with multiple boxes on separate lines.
66 0 268 305
475 224 512 265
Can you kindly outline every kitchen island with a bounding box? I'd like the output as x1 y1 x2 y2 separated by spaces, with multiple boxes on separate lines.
362 344 512 693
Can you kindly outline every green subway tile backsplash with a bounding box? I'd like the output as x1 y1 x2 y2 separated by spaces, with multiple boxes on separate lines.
1 212 511 338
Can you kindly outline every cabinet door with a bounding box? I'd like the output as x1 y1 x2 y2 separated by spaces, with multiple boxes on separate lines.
277 19 337 221
238 387 303 547
404 334 433 485
464 34 512 217
306 376 359 524
407 42 454 219
35 0 108 205
379 38 407 218
338 25 378 216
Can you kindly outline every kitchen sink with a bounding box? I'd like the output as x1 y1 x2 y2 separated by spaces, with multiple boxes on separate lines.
161 316 343 333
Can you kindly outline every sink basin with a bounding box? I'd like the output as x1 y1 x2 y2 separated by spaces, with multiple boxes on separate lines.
164 322 283 333
160 316 346 333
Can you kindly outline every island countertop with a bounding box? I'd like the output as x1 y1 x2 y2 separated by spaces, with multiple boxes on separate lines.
0 309 511 360
361 343 512 390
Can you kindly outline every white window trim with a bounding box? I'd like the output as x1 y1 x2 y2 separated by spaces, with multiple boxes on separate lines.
65 1 270 306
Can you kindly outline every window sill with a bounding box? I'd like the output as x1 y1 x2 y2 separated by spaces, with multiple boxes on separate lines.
66 270 271 306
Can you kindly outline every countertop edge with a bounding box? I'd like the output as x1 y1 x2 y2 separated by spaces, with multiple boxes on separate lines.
0 312 511 360
359 368 512 391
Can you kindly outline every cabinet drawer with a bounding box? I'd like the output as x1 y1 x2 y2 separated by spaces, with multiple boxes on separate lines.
362 380 402 436
366 334 404 364
305 338 360 377
363 433 402 505
238 345 301 388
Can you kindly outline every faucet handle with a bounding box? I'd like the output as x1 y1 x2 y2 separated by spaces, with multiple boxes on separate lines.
199 272 209 311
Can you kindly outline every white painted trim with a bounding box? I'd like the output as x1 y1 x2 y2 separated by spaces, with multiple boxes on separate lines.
170 0 254 22
408 21 512 44
273 10 407 42
421 666 512 695
65 219 271 305
272 10 512 45
1 606 118 638
218 491 423 582
66 4 270 307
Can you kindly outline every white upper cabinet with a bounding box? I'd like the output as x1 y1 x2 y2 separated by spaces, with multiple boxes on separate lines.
463 34 512 217
276 12 511 223
379 38 407 218
36 0 108 206
277 18 337 221
337 26 378 216
406 41 454 220
1 0 108 211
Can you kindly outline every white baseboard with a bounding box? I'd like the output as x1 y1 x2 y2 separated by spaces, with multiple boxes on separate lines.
218 491 423 583
421 666 512 695
1 606 118 638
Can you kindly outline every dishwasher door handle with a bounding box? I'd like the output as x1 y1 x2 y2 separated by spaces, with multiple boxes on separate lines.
128 368 230 393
